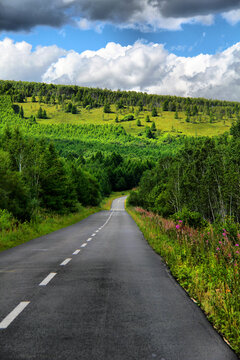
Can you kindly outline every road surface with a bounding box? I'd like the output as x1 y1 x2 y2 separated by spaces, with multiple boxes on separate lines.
0 197 238 359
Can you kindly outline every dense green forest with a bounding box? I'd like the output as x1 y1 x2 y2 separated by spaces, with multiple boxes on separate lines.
0 95 152 226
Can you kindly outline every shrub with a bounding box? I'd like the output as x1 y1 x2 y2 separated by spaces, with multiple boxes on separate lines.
122 114 134 121
171 207 207 228
0 209 15 231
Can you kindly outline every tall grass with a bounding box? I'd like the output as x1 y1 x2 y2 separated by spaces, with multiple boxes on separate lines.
127 206 240 356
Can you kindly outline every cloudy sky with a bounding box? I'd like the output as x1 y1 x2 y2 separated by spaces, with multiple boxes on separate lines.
1 0 240 100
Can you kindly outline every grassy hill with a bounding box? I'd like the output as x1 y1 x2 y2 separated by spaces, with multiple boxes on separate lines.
19 98 233 137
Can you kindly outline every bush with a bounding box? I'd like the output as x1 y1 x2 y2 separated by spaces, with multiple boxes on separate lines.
171 207 207 229
0 209 15 231
127 191 139 206
122 114 134 121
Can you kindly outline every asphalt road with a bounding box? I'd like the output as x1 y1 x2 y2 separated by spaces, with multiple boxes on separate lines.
0 197 238 360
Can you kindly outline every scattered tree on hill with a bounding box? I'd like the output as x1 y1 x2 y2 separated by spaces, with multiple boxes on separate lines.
151 121 156 132
19 106 24 119
152 107 158 117
104 103 111 113
145 115 151 122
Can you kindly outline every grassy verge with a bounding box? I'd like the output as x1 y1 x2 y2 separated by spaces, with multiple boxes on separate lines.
0 191 129 253
126 205 240 356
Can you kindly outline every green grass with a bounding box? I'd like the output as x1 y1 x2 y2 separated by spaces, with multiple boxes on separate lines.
20 99 234 137
126 205 240 356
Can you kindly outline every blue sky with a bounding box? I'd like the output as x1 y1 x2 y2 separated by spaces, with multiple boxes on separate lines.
1 15 240 56
1 0 240 100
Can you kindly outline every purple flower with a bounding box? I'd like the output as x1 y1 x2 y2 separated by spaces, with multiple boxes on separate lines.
216 247 220 251
176 225 180 230
219 241 222 244
178 220 183 223
222 233 227 237
235 244 239 247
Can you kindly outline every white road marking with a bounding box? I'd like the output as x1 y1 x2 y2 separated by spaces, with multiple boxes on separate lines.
91 233 96 237
39 272 57 286
60 258 72 266
81 243 87 248
95 230 99 233
0 302 30 329
87 238 92 242
73 249 81 255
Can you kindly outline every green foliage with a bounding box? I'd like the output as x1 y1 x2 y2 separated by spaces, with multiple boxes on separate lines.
103 103 111 113
122 114 134 121
0 209 15 231
145 114 150 122
171 208 207 228
151 107 158 117
137 119 141 126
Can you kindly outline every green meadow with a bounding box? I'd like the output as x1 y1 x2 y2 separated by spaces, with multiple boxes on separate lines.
20 98 233 137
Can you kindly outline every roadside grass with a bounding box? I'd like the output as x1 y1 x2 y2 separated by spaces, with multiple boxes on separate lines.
126 205 240 356
20 100 234 137
0 191 128 253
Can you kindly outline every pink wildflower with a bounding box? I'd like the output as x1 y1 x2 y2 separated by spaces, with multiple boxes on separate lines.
222 233 227 237
235 244 239 247
216 247 220 251
178 220 183 223
236 251 240 254
176 225 180 230
219 241 222 244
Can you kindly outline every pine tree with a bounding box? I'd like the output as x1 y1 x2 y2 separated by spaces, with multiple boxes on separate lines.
151 121 156 131
151 107 158 117
19 106 24 118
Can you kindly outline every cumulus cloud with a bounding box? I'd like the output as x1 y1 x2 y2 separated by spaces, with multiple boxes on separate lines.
2 38 240 101
0 0 240 32
0 38 66 81
42 41 240 101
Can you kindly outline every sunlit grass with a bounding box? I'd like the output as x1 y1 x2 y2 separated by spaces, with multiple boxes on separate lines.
19 99 234 138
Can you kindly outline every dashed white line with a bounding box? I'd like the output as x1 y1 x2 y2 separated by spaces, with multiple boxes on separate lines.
73 249 81 255
81 243 87 248
60 258 72 266
39 272 57 286
0 302 30 329
87 238 92 242
91 233 96 237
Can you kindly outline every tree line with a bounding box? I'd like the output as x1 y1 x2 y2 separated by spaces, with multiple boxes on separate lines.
1 79 240 116
129 122 240 227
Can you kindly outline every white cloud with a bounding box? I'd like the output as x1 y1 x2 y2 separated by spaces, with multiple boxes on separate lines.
222 9 240 25
1 38 240 101
0 38 66 82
